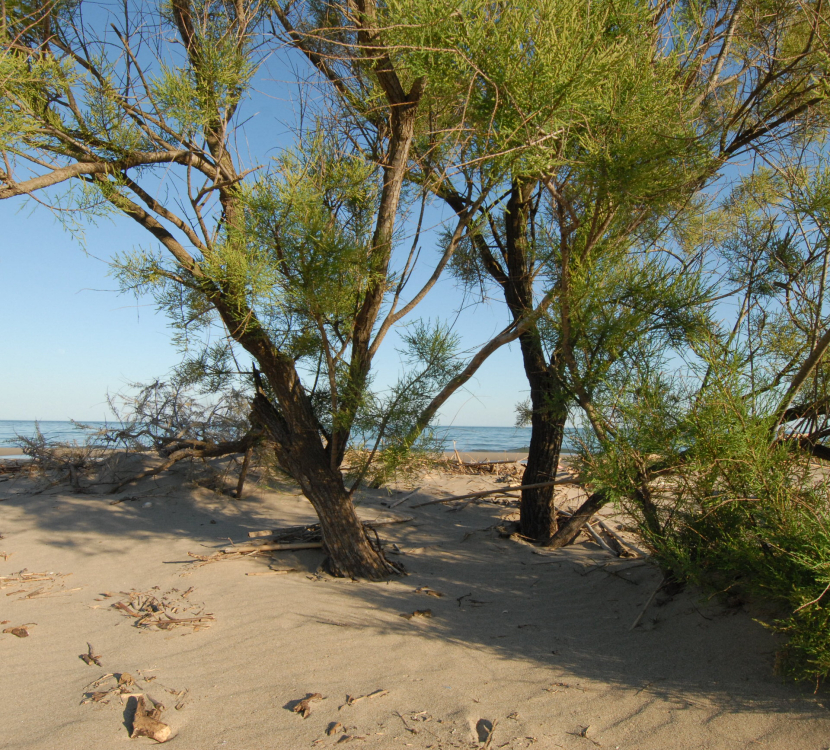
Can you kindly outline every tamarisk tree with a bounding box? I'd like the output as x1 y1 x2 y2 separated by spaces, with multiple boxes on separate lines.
0 0 673 576
414 0 830 543
0 0 469 578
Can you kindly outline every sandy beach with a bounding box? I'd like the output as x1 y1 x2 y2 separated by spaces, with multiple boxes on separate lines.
1 455 829 749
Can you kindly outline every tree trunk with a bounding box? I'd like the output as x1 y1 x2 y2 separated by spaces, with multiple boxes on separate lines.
547 489 608 548
251 393 398 580
520 385 569 541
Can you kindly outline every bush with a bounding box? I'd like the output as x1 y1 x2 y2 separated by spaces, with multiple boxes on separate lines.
582 379 830 685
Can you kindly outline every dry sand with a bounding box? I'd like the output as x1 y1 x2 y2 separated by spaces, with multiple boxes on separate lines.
1 456 829 749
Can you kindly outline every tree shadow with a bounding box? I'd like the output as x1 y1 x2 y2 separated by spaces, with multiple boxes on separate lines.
1 458 827 731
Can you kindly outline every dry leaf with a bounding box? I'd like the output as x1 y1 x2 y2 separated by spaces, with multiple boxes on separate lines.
3 626 29 637
292 692 323 719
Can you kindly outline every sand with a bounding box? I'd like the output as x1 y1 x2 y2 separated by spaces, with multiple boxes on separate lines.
1 456 829 749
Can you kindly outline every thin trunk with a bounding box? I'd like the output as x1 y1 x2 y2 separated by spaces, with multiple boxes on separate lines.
500 178 571 541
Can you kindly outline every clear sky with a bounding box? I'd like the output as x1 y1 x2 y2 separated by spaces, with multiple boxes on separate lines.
0 198 530 426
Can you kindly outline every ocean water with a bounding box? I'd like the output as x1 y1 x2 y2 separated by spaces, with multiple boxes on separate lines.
0 420 573 453
0 420 107 447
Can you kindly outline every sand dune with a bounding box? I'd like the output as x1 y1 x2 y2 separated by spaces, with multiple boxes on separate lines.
1 459 828 749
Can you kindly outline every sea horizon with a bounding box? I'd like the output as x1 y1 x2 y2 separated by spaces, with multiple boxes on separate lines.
0 419 576 453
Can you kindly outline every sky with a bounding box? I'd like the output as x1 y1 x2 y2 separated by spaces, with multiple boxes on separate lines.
0 198 530 425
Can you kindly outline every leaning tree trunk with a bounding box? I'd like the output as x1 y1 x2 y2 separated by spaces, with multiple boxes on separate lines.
252 392 398 580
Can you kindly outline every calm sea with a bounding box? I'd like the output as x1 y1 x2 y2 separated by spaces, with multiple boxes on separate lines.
0 420 573 453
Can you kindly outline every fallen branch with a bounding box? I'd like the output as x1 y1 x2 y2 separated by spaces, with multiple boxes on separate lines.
597 520 650 558
223 541 323 554
584 523 619 557
412 478 581 508
246 517 413 539
546 490 608 549
630 576 665 631
456 459 526 467
113 428 262 492
388 488 421 508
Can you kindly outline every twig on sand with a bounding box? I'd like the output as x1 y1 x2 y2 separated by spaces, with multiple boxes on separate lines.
222 542 323 554
341 688 388 709
395 711 419 735
412 478 581 508
388 488 421 508
584 523 619 557
630 576 666 631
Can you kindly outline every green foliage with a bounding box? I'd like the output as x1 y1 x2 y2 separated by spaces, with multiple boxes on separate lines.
349 319 463 487
386 0 699 182
577 353 830 683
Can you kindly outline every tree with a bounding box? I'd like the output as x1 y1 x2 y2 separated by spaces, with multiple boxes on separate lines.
415 0 830 543
0 0 465 578
0 0 684 576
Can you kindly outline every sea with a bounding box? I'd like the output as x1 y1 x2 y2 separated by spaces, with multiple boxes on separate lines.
0 420 575 454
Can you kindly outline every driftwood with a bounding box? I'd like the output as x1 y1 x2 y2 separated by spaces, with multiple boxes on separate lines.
597 520 650 558
630 576 665 631
129 695 172 743
412 478 581 508
342 688 388 708
223 541 323 554
246 517 413 540
245 569 295 576
388 488 421 508
546 490 608 548
79 643 102 666
113 588 214 630
584 522 619 557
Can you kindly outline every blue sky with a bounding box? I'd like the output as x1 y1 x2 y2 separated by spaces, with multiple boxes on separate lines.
0 197 529 425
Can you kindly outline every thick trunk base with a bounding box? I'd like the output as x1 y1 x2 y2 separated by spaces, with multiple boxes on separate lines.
520 411 567 542
253 393 400 580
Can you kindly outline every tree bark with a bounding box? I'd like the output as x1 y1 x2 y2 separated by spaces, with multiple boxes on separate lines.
546 489 609 549
497 179 572 541
251 393 398 579
520 384 569 541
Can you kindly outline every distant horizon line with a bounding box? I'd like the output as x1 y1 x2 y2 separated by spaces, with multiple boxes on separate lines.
0 418 529 429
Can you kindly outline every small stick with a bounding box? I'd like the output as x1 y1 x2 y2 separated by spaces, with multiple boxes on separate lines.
455 458 527 467
597 520 650 558
246 517 412 539
630 576 665 631
585 523 619 557
235 447 252 499
149 615 214 625
388 488 421 508
245 570 294 576
223 542 323 554
412 478 581 508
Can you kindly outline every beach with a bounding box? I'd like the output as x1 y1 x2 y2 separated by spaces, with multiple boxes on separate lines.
1 454 828 749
